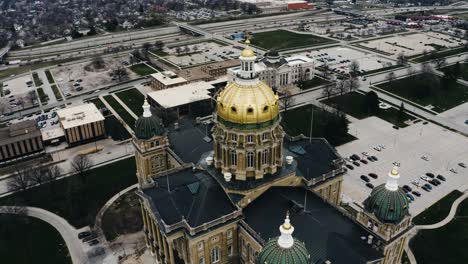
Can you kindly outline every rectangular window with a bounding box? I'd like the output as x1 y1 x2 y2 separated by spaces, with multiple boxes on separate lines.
198 242 204 251
231 134 237 141
228 244 233 256
199 257 205 264
227 230 232 239
247 135 254 143
262 133 268 141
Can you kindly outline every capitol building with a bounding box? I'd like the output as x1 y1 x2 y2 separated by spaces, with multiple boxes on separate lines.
130 41 412 264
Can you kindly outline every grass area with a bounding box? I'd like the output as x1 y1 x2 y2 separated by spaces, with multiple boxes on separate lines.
36 87 49 104
102 191 142 241
413 190 463 225
0 58 79 81
455 12 468 20
412 46 468 63
89 98 106 110
441 62 468 81
51 85 63 101
321 92 415 127
129 63 157 76
103 95 136 129
45 70 55 84
297 77 331 90
151 49 169 57
411 194 468 264
281 104 355 146
377 74 468 113
0 215 71 264
0 157 137 228
250 30 335 51
115 88 145 116
361 64 403 76
32 72 42 87
105 115 131 141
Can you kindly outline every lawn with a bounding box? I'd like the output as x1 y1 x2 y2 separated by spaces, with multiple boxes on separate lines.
281 104 355 146
45 70 55 84
115 88 145 116
0 58 78 81
412 46 468 63
250 30 336 51
297 77 331 90
37 87 49 104
0 215 71 264
103 95 136 129
441 62 468 81
102 191 142 241
321 92 415 127
411 195 468 264
89 98 106 110
129 63 157 76
413 190 463 225
32 72 42 87
0 157 137 228
51 84 63 101
104 115 131 141
377 74 468 113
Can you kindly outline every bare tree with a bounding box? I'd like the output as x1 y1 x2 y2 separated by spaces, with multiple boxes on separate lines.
385 72 396 84
421 62 434 76
0 101 11 115
279 86 295 112
154 40 164 51
7 167 32 192
92 56 105 69
142 42 152 51
29 169 46 186
0 206 28 215
193 45 199 53
175 47 182 56
322 84 336 99
26 90 37 105
71 154 93 182
111 66 129 82
433 57 447 69
347 76 360 92
336 79 348 95
407 66 416 78
396 53 408 65
16 97 25 110
184 46 190 54
349 60 360 76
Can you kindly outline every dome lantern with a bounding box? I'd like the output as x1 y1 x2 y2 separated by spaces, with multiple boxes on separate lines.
238 39 257 80
134 99 165 140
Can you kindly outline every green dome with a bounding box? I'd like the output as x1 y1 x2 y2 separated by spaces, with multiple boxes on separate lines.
134 100 165 140
257 238 310 264
364 184 409 224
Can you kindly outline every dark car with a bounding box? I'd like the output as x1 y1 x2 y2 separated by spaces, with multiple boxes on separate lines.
78 231 91 239
403 185 412 192
353 161 361 167
436 174 446 181
424 183 433 190
83 234 97 243
412 191 421 197
360 159 368 164
351 154 361 160
431 179 441 186
366 183 374 189
406 193 415 201
421 185 430 192
371 156 378 161
345 164 354 170
429 180 438 186
360 175 370 182
426 172 435 178
367 156 375 162
88 239 99 246
368 173 378 179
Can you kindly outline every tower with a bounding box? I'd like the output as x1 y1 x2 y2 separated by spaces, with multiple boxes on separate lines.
133 100 171 185
257 213 310 264
212 40 284 180
358 166 412 264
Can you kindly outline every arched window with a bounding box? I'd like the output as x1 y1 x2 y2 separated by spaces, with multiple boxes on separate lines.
247 135 254 143
263 149 268 165
211 246 220 263
247 152 254 168
230 150 237 166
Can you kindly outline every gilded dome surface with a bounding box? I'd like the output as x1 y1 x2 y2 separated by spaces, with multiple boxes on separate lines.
364 184 409 224
241 39 255 58
217 81 279 125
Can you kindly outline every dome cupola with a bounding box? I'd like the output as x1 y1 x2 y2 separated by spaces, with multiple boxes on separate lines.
134 100 165 140
364 166 410 224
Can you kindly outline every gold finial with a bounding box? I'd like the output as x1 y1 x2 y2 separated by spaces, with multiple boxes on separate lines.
391 166 399 176
283 211 292 230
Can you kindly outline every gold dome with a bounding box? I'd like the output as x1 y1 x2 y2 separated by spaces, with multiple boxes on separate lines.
217 81 279 125
241 39 255 58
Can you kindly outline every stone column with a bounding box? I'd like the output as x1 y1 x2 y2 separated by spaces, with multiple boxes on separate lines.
140 204 150 247
163 236 169 263
168 240 175 264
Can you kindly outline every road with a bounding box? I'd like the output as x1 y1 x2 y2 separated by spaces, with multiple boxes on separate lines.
0 206 89 264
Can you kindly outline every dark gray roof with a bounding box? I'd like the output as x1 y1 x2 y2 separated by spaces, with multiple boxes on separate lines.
167 118 213 164
284 138 343 181
243 187 383 264
141 167 237 229
0 120 41 146
260 56 288 69
134 115 165 140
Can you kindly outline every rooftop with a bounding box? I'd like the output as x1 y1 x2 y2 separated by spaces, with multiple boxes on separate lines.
41 127 65 141
0 120 41 145
140 167 237 230
57 103 105 130
243 187 383 264
147 81 214 109
150 71 187 86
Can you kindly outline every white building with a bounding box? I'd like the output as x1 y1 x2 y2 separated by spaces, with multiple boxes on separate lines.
228 51 314 89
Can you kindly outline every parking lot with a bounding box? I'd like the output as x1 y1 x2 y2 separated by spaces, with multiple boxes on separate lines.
1 75 37 113
291 46 394 74
358 32 466 58
338 117 468 216
51 56 137 97
163 40 241 67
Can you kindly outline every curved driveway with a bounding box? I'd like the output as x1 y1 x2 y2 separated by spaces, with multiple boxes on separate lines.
0 206 88 264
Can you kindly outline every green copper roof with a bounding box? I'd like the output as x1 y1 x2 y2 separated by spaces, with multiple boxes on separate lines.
257 238 310 264
134 115 165 140
364 184 409 224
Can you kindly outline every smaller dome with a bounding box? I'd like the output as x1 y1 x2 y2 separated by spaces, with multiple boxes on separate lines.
241 39 255 58
364 167 409 224
257 214 310 264
134 100 165 140
266 50 280 58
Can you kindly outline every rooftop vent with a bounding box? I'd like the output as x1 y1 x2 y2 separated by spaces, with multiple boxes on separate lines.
206 156 213 166
286 156 294 165
224 172 232 182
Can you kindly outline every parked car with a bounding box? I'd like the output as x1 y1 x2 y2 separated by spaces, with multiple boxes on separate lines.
421 155 429 161
360 175 370 182
424 183 433 190
406 193 415 201
360 159 368 164
365 183 374 189
371 156 378 161
436 174 446 181
425 172 435 178
88 239 99 246
351 154 361 160
420 176 430 182
412 191 421 197
459 162 466 168
368 173 378 179
83 234 97 242
353 161 361 167
362 152 369 156
432 179 441 185
374 146 382 151
411 180 420 187
403 185 412 192
393 161 401 167
450 168 458 174
378 144 386 149
345 164 354 170
421 185 430 192
367 156 375 162
78 231 92 239
429 180 439 186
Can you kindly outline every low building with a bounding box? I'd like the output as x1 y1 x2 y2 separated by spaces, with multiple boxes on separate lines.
147 81 215 118
175 60 240 83
228 51 314 89
150 71 188 90
57 103 106 145
0 120 44 163
287 0 313 10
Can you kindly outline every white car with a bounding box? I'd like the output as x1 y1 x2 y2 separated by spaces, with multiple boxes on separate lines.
378 144 386 149
420 176 430 181
374 146 382 151
393 161 401 167
450 168 458 174
411 180 420 187
421 156 429 161
362 152 369 156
